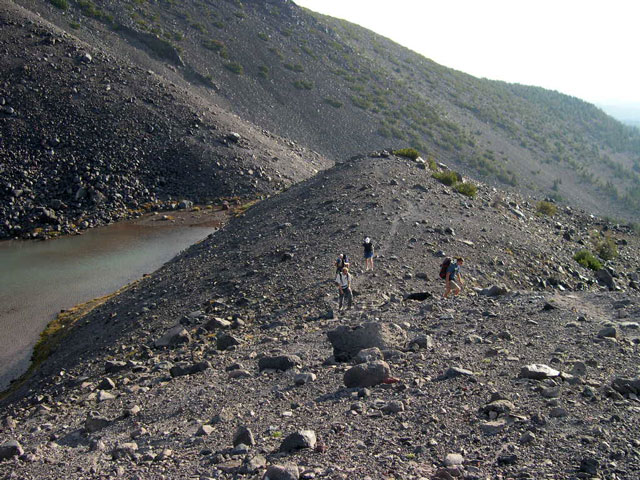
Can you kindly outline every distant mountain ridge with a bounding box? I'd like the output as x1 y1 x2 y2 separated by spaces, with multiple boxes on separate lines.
4 0 640 223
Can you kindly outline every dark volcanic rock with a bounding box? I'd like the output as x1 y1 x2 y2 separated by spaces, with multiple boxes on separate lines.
258 355 302 372
327 322 407 361
343 361 391 388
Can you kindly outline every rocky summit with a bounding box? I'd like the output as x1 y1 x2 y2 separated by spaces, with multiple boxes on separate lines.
2 152 640 479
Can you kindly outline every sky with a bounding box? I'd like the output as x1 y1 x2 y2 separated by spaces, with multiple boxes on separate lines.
294 0 640 107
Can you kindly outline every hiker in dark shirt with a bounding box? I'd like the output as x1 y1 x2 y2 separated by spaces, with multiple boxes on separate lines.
335 253 349 274
444 257 464 298
363 237 374 271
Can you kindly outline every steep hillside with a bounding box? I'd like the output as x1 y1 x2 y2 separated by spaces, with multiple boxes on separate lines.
10 0 640 221
2 152 639 478
0 0 330 239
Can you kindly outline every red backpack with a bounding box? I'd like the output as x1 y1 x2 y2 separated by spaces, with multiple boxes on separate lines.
439 258 452 279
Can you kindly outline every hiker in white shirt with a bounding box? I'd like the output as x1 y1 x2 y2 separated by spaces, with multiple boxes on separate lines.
335 266 353 310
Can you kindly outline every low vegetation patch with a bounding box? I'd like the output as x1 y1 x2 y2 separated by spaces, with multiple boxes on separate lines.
393 148 420 160
536 200 557 216
593 233 618 261
432 170 459 186
50 0 69 10
573 250 602 271
225 62 243 74
323 97 343 108
455 182 477 198
293 80 313 90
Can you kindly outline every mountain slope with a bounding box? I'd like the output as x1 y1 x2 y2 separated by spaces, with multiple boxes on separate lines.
0 0 330 239
2 151 639 478
10 0 640 220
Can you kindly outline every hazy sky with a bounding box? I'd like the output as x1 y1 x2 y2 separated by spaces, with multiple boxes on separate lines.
294 0 639 106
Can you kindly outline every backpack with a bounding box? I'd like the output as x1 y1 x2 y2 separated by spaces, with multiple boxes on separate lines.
439 258 452 279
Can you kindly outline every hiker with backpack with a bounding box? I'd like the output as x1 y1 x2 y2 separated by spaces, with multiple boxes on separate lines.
363 237 374 271
335 253 350 274
335 266 353 310
441 257 464 298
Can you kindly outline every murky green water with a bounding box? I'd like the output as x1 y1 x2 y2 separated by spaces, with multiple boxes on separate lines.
0 218 217 390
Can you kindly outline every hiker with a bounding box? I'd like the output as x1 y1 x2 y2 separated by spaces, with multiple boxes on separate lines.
335 253 350 274
335 266 353 310
363 237 374 271
443 257 464 298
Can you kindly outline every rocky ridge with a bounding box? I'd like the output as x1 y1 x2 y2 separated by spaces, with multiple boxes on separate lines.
1 152 639 479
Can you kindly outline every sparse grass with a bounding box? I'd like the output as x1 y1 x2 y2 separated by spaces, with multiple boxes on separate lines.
69 21 81 29
234 199 259 216
225 62 243 74
202 39 228 58
50 0 69 10
258 65 269 79
284 63 304 72
257 32 269 41
573 250 602 271
593 233 618 261
536 200 557 216
293 79 313 90
427 155 438 171
432 170 459 186
393 148 420 160
455 182 477 198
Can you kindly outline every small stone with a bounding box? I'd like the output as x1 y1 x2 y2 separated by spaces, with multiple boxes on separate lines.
444 453 464 467
85 414 110 433
381 400 405 414
294 372 317 385
197 424 214 436
98 390 116 402
263 464 300 480
233 426 255 446
98 377 116 390
343 361 391 388
480 419 508 436
597 326 618 338
259 355 302 372
519 364 560 380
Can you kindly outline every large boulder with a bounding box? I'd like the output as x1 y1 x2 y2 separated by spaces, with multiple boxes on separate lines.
279 430 316 452
343 360 391 388
595 269 616 290
612 378 640 395
0 440 23 460
327 322 406 361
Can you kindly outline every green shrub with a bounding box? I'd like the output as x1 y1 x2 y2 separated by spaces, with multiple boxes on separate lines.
536 200 557 216
69 21 81 29
257 32 269 41
50 0 69 10
573 250 602 271
224 62 243 74
284 63 304 72
202 39 225 53
427 155 438 171
455 182 477 198
393 148 420 160
293 80 313 90
323 97 343 108
432 171 459 186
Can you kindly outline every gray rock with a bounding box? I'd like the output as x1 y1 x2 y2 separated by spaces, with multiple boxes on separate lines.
111 442 138 460
240 454 266 474
205 317 232 330
279 430 316 452
98 390 116 402
580 457 599 475
258 355 302 372
519 364 560 380
612 377 640 395
480 399 514 416
217 333 241 351
85 414 110 433
408 334 434 350
178 199 193 209
293 372 316 385
0 440 24 460
169 361 210 377
595 268 616 289
480 284 509 296
440 367 475 380
354 347 384 364
344 360 390 388
263 464 299 480
233 426 255 446
154 325 191 348
196 424 214 436
98 377 116 390
444 453 464 467
105 360 129 374
597 326 618 338
480 419 508 436
381 400 405 414
327 321 407 361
